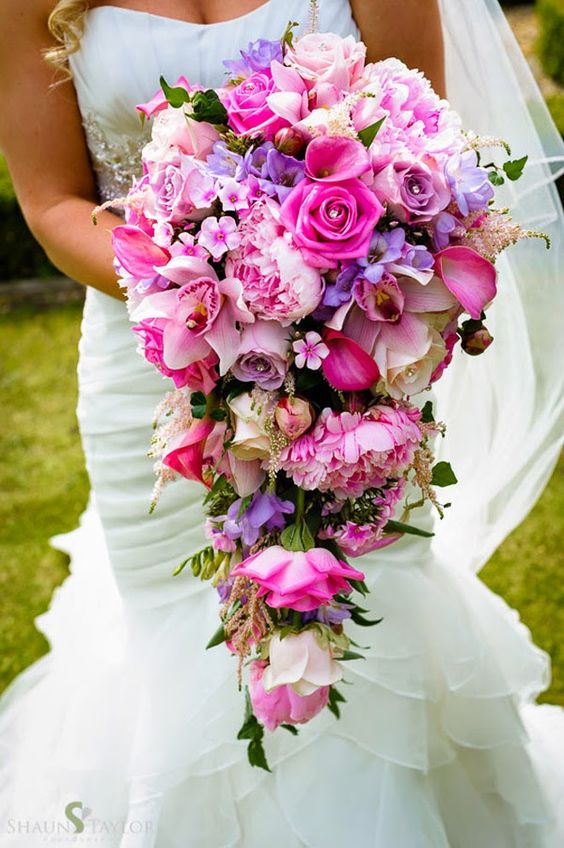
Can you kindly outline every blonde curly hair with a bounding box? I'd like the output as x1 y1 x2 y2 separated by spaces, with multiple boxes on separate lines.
44 0 88 78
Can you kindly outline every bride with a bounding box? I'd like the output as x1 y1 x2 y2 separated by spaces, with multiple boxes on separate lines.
0 1 563 845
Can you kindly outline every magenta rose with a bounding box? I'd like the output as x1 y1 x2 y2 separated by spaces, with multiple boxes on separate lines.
222 72 288 138
249 659 330 732
280 178 384 269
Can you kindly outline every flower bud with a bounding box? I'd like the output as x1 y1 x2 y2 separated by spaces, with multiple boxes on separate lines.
275 396 314 440
274 127 307 157
461 326 494 356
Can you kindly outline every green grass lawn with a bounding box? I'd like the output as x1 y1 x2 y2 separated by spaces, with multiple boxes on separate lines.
0 302 562 704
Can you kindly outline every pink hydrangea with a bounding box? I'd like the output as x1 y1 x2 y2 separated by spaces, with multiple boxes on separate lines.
226 201 324 323
249 659 330 731
279 404 422 500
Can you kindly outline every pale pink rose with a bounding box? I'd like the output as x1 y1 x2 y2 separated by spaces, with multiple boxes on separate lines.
279 405 422 500
374 325 448 399
285 33 366 92
228 392 271 461
275 396 314 440
143 105 219 161
280 178 384 269
227 202 324 322
371 156 451 223
230 546 365 611
249 659 329 731
231 320 290 390
144 154 217 224
262 630 343 695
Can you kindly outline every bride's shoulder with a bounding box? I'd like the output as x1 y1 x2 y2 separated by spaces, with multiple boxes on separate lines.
0 0 58 30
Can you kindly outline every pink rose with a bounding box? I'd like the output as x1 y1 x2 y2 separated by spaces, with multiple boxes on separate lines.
285 33 366 91
222 71 288 138
249 659 330 732
262 630 343 695
275 396 314 440
280 178 384 269
230 545 365 612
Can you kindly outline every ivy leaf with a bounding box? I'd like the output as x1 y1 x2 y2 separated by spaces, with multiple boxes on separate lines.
421 401 435 424
384 519 434 538
503 155 528 181
190 89 228 125
159 76 190 108
431 461 458 487
488 171 505 187
358 117 385 148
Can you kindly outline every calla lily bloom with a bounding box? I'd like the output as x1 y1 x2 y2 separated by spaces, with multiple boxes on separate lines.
163 417 216 487
136 75 191 119
434 246 497 320
305 136 371 182
321 328 380 390
112 225 170 278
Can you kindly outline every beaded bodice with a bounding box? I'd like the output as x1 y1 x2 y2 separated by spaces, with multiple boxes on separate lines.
69 2 359 203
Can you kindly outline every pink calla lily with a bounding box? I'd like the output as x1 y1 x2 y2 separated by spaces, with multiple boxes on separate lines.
434 246 497 319
321 329 380 390
305 136 371 182
112 225 170 278
162 416 215 487
136 76 191 119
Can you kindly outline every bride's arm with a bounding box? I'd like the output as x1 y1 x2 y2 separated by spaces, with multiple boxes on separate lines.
0 2 125 300
350 0 447 98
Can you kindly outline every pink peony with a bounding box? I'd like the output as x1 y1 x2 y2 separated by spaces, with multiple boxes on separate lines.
320 522 402 556
226 202 324 322
279 405 422 500
230 545 365 612
249 659 330 731
285 33 366 91
221 71 288 138
280 178 384 269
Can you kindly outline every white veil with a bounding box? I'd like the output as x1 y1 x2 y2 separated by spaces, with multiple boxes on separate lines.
431 0 564 572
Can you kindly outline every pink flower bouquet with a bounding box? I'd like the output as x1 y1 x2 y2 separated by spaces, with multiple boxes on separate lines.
104 22 544 770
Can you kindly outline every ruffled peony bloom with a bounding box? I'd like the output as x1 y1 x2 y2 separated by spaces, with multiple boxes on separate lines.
230 545 365 611
262 630 343 696
279 405 422 500
280 178 384 269
226 202 324 323
249 658 330 731
319 522 402 556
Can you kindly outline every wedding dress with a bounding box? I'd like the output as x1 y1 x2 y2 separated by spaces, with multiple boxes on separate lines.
1 1 563 846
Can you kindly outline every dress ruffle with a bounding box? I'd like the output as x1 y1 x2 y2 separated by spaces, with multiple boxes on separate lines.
0 502 562 848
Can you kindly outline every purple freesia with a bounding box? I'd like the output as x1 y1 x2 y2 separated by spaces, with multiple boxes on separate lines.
264 149 306 201
446 150 495 217
224 38 283 78
206 141 245 179
223 491 295 548
302 601 354 626
313 264 358 321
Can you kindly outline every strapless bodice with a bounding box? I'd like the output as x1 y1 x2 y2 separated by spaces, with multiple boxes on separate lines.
69 1 359 201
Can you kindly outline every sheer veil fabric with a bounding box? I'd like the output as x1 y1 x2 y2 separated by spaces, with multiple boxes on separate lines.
0 1 563 846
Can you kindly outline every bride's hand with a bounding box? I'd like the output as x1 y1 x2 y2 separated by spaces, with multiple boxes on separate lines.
0 1 125 301
350 0 447 99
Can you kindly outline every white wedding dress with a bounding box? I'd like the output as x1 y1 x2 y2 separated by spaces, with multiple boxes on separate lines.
1 1 563 846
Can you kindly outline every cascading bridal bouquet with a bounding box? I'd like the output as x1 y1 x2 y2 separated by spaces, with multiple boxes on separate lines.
102 21 544 770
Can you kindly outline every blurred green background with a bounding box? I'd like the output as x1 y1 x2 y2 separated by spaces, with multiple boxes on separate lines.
0 1 562 703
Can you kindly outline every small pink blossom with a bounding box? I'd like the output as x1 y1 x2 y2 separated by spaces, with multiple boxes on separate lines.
198 216 241 260
292 332 329 370
218 178 250 213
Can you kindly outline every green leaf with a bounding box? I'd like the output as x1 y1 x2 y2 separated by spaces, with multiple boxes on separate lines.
281 20 300 51
159 75 190 108
327 686 347 719
348 577 369 596
350 609 383 627
172 556 190 577
205 622 227 649
190 89 228 126
384 519 435 538
191 391 206 406
421 401 435 424
503 155 528 181
211 408 227 421
281 723 299 735
280 520 315 552
488 171 505 187
339 650 365 662
358 117 385 148
191 405 207 419
247 737 271 772
431 461 458 488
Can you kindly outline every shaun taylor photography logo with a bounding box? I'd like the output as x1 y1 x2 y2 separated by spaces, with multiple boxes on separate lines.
5 800 154 842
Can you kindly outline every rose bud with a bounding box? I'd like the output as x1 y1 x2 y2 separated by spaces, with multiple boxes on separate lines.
461 326 494 356
275 396 314 440
274 127 307 157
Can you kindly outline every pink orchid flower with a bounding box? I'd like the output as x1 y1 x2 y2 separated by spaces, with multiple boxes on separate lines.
434 246 497 319
305 136 371 182
321 328 380 391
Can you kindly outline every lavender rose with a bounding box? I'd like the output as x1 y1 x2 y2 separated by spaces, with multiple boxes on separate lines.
231 319 290 389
